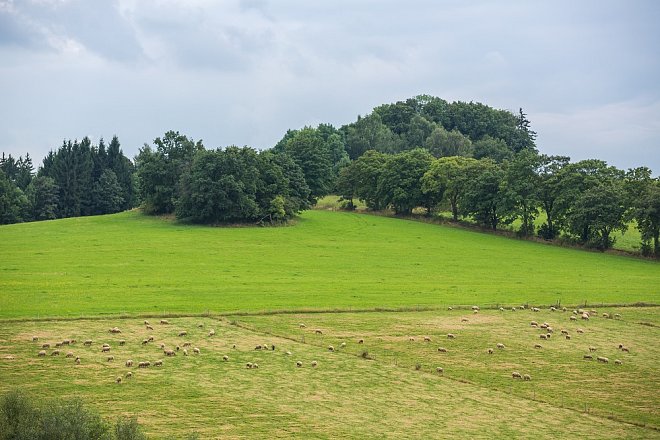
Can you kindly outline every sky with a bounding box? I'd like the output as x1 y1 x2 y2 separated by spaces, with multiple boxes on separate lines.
1 0 659 172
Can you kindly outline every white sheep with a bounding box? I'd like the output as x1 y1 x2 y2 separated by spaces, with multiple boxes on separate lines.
436 367 444 374
32 336 39 342
589 346 597 352
296 361 302 367
340 342 346 348
534 344 542 349
107 356 114 362
423 336 431 342
496 343 505 349
223 355 229 361
438 347 447 353
614 359 622 365
285 351 292 356
512 371 522 379
447 307 453 310
116 377 122 384
193 347 200 354
125 371 132 378
160 319 169 325
447 334 455 339
38 350 46 357
487 348 493 354
570 315 577 321
311 361 318 367
208 329 215 337
178 331 187 337
314 329 323 335
472 306 480 311
576 328 584 334
126 360 133 367
583 354 593 360
523 374 531 381
328 345 334 352
154 360 163 367
597 356 609 363
540 334 547 340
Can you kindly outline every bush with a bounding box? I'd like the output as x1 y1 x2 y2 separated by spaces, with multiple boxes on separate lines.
115 416 147 440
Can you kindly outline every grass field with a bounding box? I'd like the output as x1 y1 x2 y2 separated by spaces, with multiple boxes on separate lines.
0 210 658 319
0 308 657 438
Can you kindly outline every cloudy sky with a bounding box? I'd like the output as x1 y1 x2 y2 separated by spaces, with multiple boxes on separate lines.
1 0 659 172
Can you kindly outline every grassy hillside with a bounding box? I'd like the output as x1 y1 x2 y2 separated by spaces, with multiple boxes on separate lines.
0 310 657 438
0 210 658 319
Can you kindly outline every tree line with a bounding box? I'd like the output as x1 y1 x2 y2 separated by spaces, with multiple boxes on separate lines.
1 95 658 256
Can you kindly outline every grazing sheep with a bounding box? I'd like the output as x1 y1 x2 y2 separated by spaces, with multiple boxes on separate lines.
178 331 187 337
32 336 39 342
314 329 323 335
512 372 522 379
141 339 149 345
622 347 630 353
126 360 133 367
561 329 569 335
55 343 63 348
176 345 180 351
438 347 447 353
328 345 335 352
589 346 597 352
614 313 621 319
461 318 469 322
436 367 444 374
223 355 229 361
193 347 200 354
358 339 364 344
530 321 538 327
550 307 556 312
546 333 551 339
160 320 169 325
511 307 516 311
520 305 526 309
246 362 253 369
164 350 175 357
615 359 622 365
75 357 81 364
473 310 479 314
311 361 318 367
197 323 204 328
51 350 60 356
562 307 567 312
148 336 154 342
499 307 505 311
299 323 306 328
154 360 163 367
62 339 71 345
208 330 215 337
602 313 610 319
581 313 590 320
472 306 480 311
590 309 597 314
497 343 505 349
546 327 554 333
340 342 346 348
570 316 577 321
183 349 188 356
102 343 110 348
102 346 111 353
447 307 453 310
423 336 431 342
183 342 191 347
487 348 494 354
116 377 122 384
447 334 455 339
252 363 259 369
125 371 132 378
523 374 531 381
597 356 609 363
285 351 292 356
232 344 236 349
540 334 547 340
583 354 593 360
38 350 46 357
540 323 548 329
534 344 542 349
146 325 154 330
160 343 165 350
138 361 150 368
565 335 571 340
532 307 540 312
296 361 303 367
107 356 114 362
576 328 584 334
144 320 150 325
42 343 50 349
573 310 579 315
84 340 92 346
109 327 121 334
66 352 74 358
255 345 262 350
119 340 125 346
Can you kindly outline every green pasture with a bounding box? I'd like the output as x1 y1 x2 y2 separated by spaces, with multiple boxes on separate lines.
0 310 657 438
0 210 658 319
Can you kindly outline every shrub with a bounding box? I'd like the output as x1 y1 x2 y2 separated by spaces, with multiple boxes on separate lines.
115 416 147 440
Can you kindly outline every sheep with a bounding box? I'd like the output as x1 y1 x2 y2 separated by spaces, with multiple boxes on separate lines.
285 351 292 356
570 315 577 321
107 356 114 362
499 307 505 311
299 323 306 328
581 313 590 320
154 360 163 367
66 352 74 358
176 345 180 351
183 349 188 356
42 343 50 349
565 335 571 340
532 307 540 312
487 348 494 354
208 330 215 337
193 347 200 354
138 361 150 368
436 367 444 374
520 305 526 309
32 336 39 342
473 310 479 314
311 361 318 367
51 350 60 356
38 350 46 357
160 319 169 325
540 323 548 329
160 343 166 350
447 307 453 310
438 347 448 353
546 333 551 339
328 345 335 352
540 334 547 340
512 372 522 379
530 321 538 327
75 357 81 364
561 329 569 335
178 331 187 337
423 336 431 342
223 355 229 361
109 327 121 334
119 340 126 346
447 334 455 339
232 344 236 349
590 309 597 314
496 343 505 349
621 346 630 353
583 354 593 360
83 340 92 346
602 313 610 319
55 342 63 348
296 361 303 367
141 339 149 345
164 350 175 357
562 307 567 312
116 377 122 384
183 342 191 347
125 371 132 378
573 310 579 315
576 328 584 334
614 313 621 319
101 347 111 353
546 327 554 333
472 306 480 311
314 329 323 335
197 323 204 328
523 374 531 381
148 336 154 342
126 360 133 367
255 345 262 350
252 363 259 369
597 356 609 363
102 343 110 348
62 339 71 345
358 339 364 344
461 318 469 322
511 307 516 311
146 325 154 330
409 337 416 343
534 344 542 349
550 307 556 312
246 362 253 369
615 359 622 365
144 320 150 325
340 342 346 348
589 346 597 352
